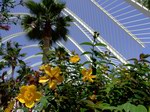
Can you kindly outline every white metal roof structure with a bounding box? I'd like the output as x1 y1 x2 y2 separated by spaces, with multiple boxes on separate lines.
1 0 150 69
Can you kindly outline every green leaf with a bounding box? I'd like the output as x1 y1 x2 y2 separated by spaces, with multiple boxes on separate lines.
122 103 135 112
95 43 106 47
80 42 94 46
120 103 147 112
102 106 119 111
35 96 49 111
81 100 95 108
96 103 120 111
82 61 92 65
18 59 25 65
141 59 150 63
80 108 88 112
135 105 147 112
128 58 138 61
21 108 29 112
20 53 26 57
125 64 135 68
35 52 43 55
81 51 92 55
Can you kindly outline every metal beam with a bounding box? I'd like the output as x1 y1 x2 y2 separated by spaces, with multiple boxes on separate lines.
91 0 144 48
125 0 150 17
64 7 128 64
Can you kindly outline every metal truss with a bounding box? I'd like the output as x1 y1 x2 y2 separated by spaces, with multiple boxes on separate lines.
64 7 128 64
93 0 150 46
91 0 144 47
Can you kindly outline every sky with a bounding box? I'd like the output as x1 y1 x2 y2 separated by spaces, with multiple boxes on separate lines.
1 0 150 70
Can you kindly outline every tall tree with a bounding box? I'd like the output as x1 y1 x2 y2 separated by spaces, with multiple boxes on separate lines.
22 0 72 63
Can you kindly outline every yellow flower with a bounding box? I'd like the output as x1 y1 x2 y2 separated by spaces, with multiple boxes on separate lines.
39 64 48 71
4 101 15 112
16 85 42 108
81 68 96 82
89 94 97 101
39 65 63 90
69 55 80 63
4 108 11 112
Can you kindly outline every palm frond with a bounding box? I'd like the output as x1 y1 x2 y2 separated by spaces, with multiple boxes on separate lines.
22 15 36 31
22 15 43 40
42 0 65 18
51 15 73 43
26 27 43 40
25 0 45 15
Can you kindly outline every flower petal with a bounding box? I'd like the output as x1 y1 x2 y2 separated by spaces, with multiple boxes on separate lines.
69 55 80 63
82 76 87 82
91 75 96 79
39 64 45 71
44 65 53 77
88 68 92 75
25 101 35 108
49 80 57 90
28 85 37 92
17 94 25 103
89 94 96 100
39 76 49 83
20 86 27 94
89 78 94 82
56 75 64 83
89 75 96 82
35 92 42 101
52 67 61 76
81 68 86 76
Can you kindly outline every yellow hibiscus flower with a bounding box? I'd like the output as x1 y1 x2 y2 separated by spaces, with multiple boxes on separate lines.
16 85 42 108
39 65 63 90
69 55 80 63
81 68 96 82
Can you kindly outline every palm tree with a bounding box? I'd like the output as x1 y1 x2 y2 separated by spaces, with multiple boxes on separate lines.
22 0 72 63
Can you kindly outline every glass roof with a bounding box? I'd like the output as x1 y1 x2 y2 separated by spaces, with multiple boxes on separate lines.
1 0 150 70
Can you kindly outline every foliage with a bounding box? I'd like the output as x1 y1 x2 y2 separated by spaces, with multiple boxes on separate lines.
0 40 26 109
136 0 150 10
0 0 23 31
0 32 150 112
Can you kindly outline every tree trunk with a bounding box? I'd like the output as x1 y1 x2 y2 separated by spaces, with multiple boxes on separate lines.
42 22 51 64
42 36 50 64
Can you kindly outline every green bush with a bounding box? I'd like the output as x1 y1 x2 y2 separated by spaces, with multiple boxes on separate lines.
0 33 150 112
